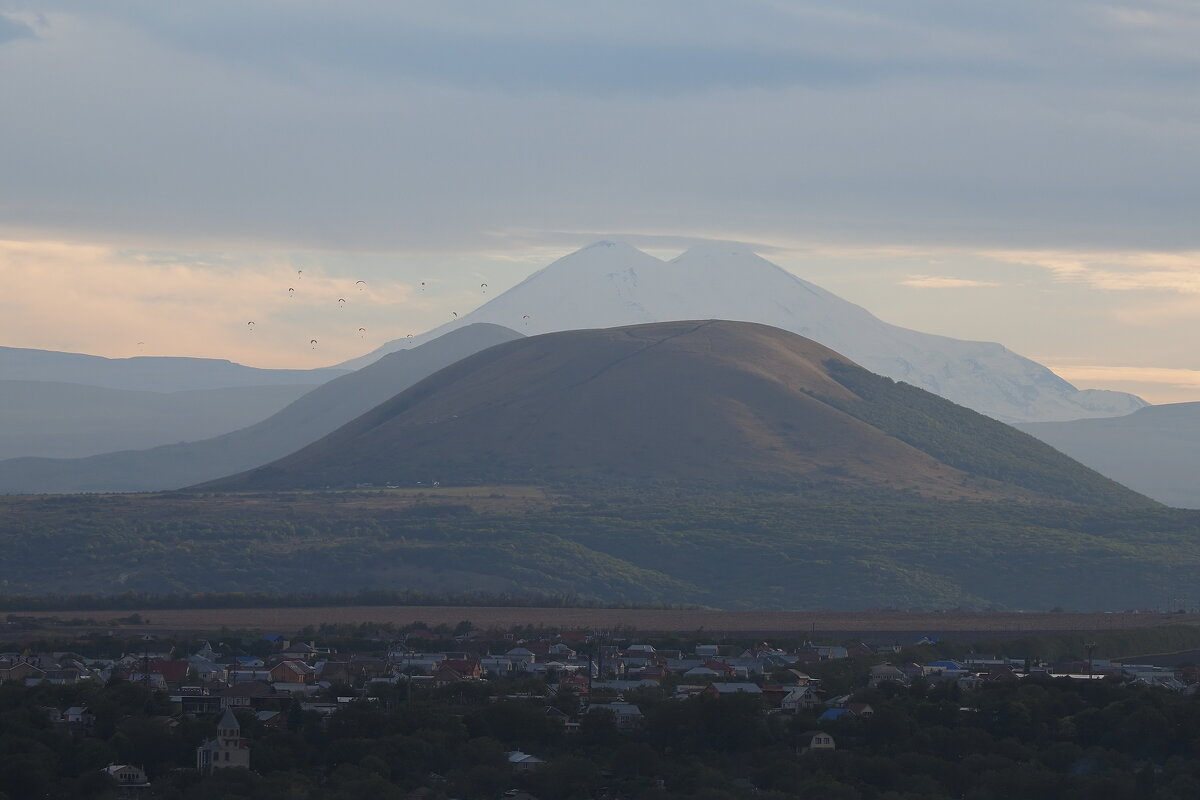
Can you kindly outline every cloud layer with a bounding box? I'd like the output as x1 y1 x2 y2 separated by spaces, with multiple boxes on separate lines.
4 1 1200 252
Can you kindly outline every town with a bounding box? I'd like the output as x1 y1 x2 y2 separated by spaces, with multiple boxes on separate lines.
3 620 1200 799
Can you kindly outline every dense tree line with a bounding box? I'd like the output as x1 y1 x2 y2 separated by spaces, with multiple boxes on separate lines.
4 489 1200 609
7 671 1200 799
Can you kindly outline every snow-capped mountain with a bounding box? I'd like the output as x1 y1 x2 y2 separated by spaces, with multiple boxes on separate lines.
340 241 1145 423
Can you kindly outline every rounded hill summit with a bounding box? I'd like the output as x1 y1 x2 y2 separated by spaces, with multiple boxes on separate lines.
206 320 1149 506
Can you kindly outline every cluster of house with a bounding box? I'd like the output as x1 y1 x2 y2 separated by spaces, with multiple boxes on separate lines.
885 656 1197 692
84 709 249 797
4 631 1195 790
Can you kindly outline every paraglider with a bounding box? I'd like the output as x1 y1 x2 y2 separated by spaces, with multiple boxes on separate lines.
522 314 530 326
247 321 255 330
407 334 414 339
338 298 346 307
288 287 295 296
420 281 426 292
297 269 303 279
355 280 366 290
480 283 487 293
358 327 367 337
451 312 457 318
309 339 318 349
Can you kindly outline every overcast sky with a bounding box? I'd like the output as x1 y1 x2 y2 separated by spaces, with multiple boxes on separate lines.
2 1 1199 402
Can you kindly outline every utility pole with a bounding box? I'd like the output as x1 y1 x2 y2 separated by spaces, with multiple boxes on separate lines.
596 630 604 685
586 634 594 698
1084 642 1097 676
589 629 607 695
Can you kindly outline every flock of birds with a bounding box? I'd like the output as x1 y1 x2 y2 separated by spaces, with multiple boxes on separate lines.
135 270 531 354
268 270 439 350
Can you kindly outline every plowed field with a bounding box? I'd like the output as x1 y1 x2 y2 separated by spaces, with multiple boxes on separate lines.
9 606 1200 638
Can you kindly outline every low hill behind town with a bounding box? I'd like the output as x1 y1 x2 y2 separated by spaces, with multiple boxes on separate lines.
206 320 1149 507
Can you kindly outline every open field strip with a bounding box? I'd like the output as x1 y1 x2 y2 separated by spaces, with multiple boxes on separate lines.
9 606 1200 636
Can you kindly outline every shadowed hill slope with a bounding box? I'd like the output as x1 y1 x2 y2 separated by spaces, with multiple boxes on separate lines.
207 320 1149 507
0 324 522 493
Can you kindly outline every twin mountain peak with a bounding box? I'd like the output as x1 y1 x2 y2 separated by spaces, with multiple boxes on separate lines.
343 240 1144 425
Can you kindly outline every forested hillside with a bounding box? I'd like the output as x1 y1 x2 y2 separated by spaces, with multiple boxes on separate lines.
2 489 1198 611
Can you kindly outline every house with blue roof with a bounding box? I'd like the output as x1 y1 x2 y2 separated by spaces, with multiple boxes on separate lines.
818 708 855 722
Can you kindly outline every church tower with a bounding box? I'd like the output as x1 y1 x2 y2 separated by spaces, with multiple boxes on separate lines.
196 707 250 772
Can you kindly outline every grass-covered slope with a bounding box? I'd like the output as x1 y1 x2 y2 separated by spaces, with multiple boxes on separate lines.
821 361 1152 507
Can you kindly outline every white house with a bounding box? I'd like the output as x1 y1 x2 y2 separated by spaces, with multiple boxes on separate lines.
798 731 836 754
102 764 150 797
506 751 546 772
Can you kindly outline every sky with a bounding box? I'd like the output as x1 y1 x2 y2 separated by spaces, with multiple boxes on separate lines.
2 1 1200 403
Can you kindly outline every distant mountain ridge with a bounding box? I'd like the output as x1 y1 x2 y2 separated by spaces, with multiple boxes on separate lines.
338 241 1145 424
0 324 522 493
1018 402 1200 509
215 320 1149 507
0 345 348 392
0 346 347 462
0 380 317 460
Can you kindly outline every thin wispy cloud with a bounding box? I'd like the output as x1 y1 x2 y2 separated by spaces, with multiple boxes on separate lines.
1051 365 1200 389
1047 364 1200 405
987 249 1200 293
901 275 1001 289
0 12 33 44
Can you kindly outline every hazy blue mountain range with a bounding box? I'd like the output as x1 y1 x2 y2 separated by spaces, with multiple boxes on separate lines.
341 241 1146 424
0 380 318 460
1018 403 1200 509
0 345 348 392
0 346 350 460
0 324 521 493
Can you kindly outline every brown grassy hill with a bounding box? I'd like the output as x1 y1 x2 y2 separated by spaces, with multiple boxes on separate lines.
201 320 1149 505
